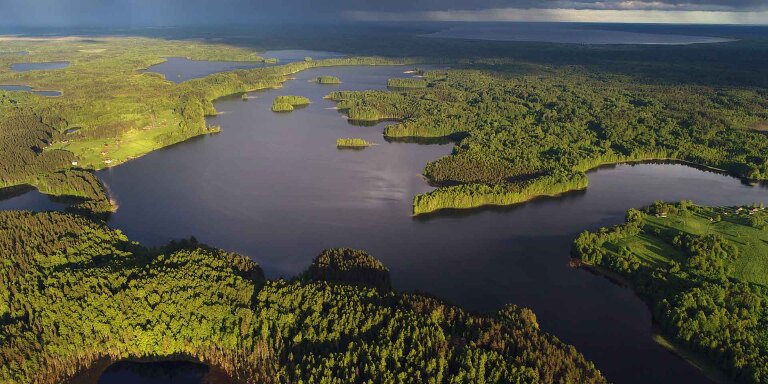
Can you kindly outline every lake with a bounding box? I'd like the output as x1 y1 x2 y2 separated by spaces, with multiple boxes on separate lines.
144 50 344 83
11 61 70 71
0 84 61 96
424 23 736 45
0 186 68 211
3 58 767 383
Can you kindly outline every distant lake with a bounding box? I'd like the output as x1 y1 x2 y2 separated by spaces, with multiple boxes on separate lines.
11 61 70 71
0 84 61 96
144 50 344 83
424 24 736 45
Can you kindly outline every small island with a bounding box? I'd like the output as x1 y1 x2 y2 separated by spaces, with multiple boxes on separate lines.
271 95 310 113
336 138 373 148
387 77 427 88
314 75 341 84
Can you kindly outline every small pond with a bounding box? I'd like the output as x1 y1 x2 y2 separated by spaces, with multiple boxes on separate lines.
11 61 70 71
0 84 61 96
0 186 68 211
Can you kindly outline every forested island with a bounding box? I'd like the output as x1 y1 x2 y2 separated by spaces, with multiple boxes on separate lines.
336 137 373 148
572 202 768 383
314 75 341 84
271 95 311 112
0 210 606 384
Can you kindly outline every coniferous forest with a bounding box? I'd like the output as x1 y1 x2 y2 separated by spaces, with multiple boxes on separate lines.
0 211 605 384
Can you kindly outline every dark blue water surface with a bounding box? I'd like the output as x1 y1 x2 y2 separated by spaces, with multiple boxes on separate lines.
3 56 767 383
144 49 344 83
11 61 70 71
96 361 224 384
424 23 736 45
0 84 62 96
0 188 67 211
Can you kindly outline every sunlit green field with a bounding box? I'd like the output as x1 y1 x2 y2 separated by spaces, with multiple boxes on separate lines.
0 37 261 169
614 205 768 285
0 36 400 208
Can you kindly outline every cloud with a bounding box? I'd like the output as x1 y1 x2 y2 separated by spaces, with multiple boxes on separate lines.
345 6 768 24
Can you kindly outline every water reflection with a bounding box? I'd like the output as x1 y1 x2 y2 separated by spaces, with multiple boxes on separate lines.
0 186 67 211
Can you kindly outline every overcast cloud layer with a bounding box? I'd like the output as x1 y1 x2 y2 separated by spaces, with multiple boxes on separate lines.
0 0 766 26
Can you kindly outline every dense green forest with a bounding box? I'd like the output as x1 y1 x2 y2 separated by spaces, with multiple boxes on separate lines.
0 210 606 384
329 64 768 214
572 202 768 383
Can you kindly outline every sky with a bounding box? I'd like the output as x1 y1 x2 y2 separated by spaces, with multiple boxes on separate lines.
0 0 767 26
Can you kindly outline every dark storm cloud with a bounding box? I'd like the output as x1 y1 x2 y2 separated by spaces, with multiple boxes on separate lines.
0 0 765 26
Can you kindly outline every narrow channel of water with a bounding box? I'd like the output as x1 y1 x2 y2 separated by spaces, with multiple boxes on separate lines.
3 58 767 383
